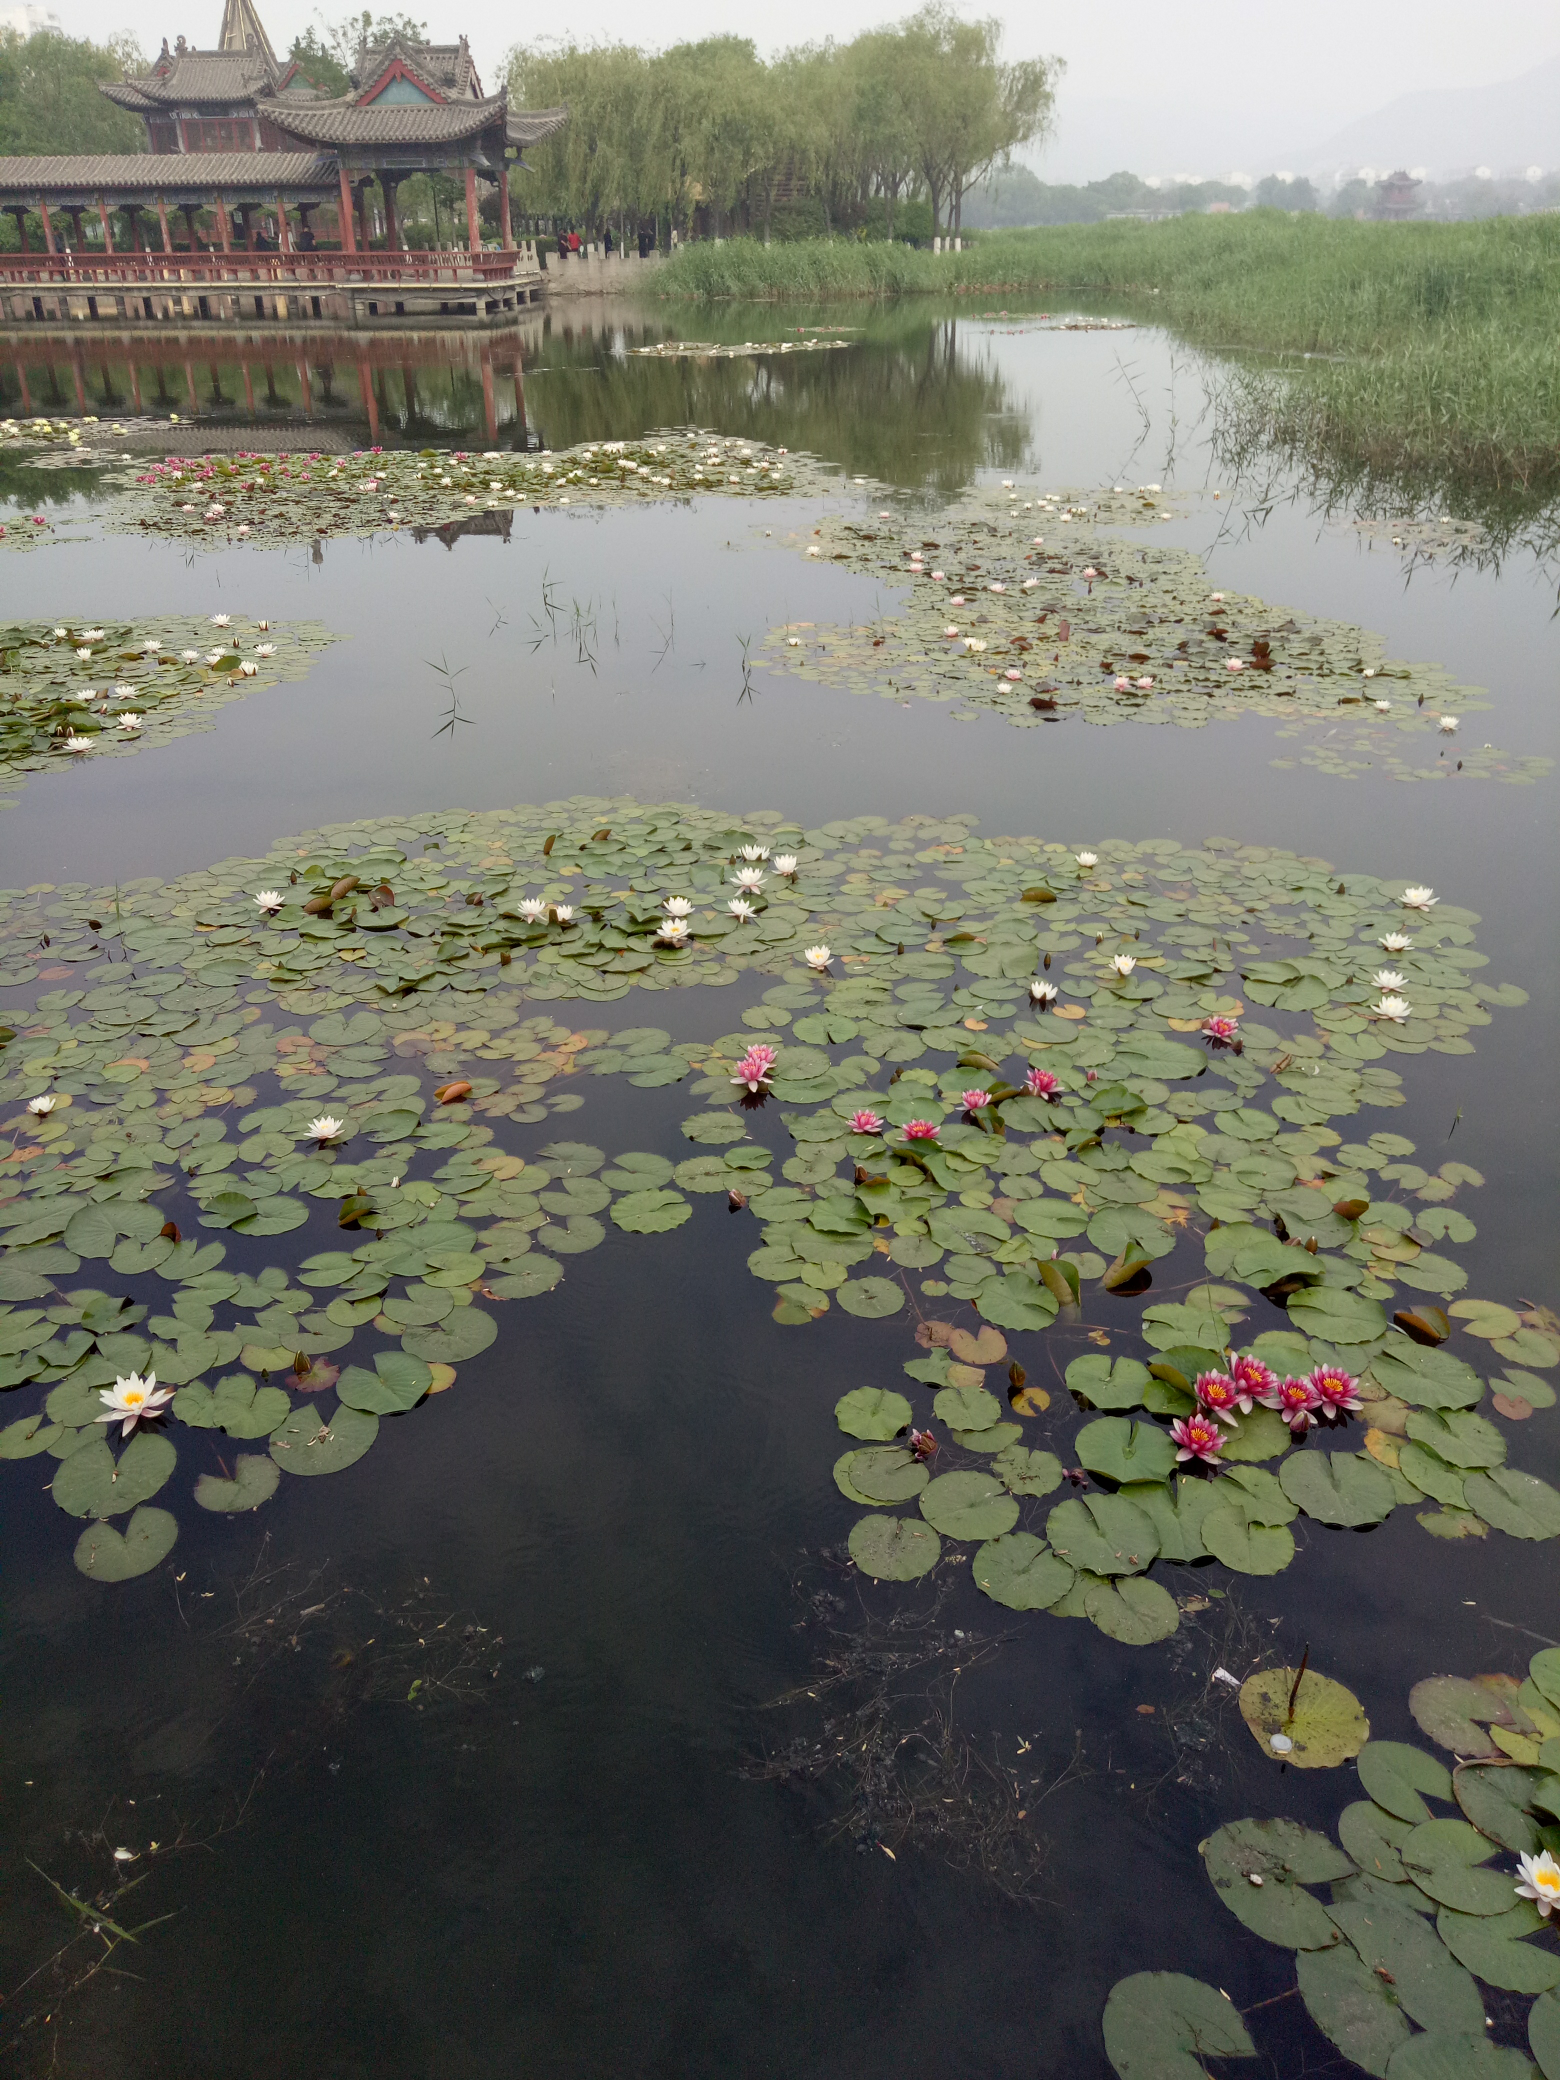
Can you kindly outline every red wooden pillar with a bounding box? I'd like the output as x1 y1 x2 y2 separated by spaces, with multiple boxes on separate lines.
156 193 173 254
38 200 56 255
214 192 231 253
464 166 481 253
10 208 27 253
356 357 378 443
241 362 255 416
297 357 312 414
129 361 142 413
379 173 398 250
276 194 292 253
127 208 142 253
183 357 198 415
97 194 114 251
499 168 511 250
338 165 358 251
14 358 31 412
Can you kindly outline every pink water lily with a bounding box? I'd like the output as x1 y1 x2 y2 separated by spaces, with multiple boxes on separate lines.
1268 1375 1322 1432
731 1044 777 1093
1228 1353 1276 1413
902 1120 940 1141
1024 1067 1059 1098
961 1088 991 1112
1171 1413 1226 1463
1309 1364 1362 1419
1194 1372 1243 1428
1201 1014 1240 1045
849 1108 884 1134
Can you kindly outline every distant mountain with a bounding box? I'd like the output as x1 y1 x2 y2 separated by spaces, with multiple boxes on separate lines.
1283 52 1560 177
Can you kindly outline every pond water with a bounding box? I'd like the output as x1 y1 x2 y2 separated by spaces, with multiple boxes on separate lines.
0 297 1557 2079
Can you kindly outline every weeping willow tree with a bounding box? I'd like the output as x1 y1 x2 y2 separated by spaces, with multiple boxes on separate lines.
506 8 1058 243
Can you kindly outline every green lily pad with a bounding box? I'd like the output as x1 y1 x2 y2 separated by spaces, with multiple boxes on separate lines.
835 1276 904 1319
1408 1677 1510 1758
1329 1898 1485 2036
1382 2032 1538 2080
0 1411 62 1458
73 1505 178 1581
337 1352 433 1415
1200 1817 1351 1947
1357 1741 1455 1823
1085 1575 1179 1644
193 1454 280 1512
932 1383 1003 1430
1297 1941 1413 2078
173 1374 291 1439
401 1307 497 1363
1064 1353 1152 1410
1076 1415 1178 1485
1404 1410 1505 1469
843 1445 929 1504
1288 1285 1389 1345
990 1443 1063 1497
1280 1450 1396 1526
1464 1467 1560 1540
1201 1509 1296 1575
1371 1345 1485 1412
848 1512 940 1580
835 1386 911 1440
1239 1666 1370 1767
972 1531 1074 1610
919 1469 1020 1541
1100 1972 1255 2080
488 1257 564 1299
1046 1493 1160 1576
1455 1764 1543 1855
974 1270 1058 1331
610 1188 692 1233
1338 1800 1413 1883
1217 1405 1294 1462
1532 1989 1560 2080
52 1431 176 1519
269 1401 378 1477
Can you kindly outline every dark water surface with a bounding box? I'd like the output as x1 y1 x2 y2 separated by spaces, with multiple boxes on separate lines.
0 300 1556 2078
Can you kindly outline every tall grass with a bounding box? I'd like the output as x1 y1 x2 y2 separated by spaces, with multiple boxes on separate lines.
654 215 1560 496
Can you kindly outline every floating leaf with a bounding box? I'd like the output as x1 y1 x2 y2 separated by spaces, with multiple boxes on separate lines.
835 1387 910 1440
52 1432 176 1520
1380 2032 1539 2080
1409 1677 1511 1758
974 1270 1057 1331
73 1505 178 1581
1200 1817 1350 1947
1328 1898 1485 2036
1357 1741 1455 1823
194 1455 280 1512
173 1375 291 1439
1240 1667 1370 1767
973 1531 1074 1610
1046 1493 1159 1576
990 1443 1063 1497
337 1353 432 1415
1065 1353 1152 1410
1100 1972 1255 2080
1201 1509 1295 1575
1455 1765 1543 1854
919 1469 1019 1541
836 1277 904 1319
1399 1818 1509 1913
1464 1468 1560 1540
610 1188 693 1234
1532 1989 1560 2080
401 1308 497 1364
849 1513 940 1580
1280 1450 1396 1527
933 1383 1003 1431
269 1402 378 1477
843 1446 929 1505
1085 1575 1179 1644
1296 1941 1413 2078
1338 1799 1413 1883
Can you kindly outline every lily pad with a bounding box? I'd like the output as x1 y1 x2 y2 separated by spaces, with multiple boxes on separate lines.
1297 1941 1413 2078
1085 1575 1179 1644
1382 2033 1538 2080
835 1277 904 1319
1280 1450 1396 1527
1329 1899 1486 2036
1358 1741 1455 1823
52 1432 176 1519
1240 1666 1370 1767
1200 1816 1351 1947
844 1445 929 1504
193 1454 280 1512
1201 1509 1296 1576
919 1469 1019 1540
933 1383 1003 1431
1066 1354 1152 1409
269 1401 378 1477
610 1188 692 1234
1338 1800 1413 1883
1409 1677 1510 1758
73 1505 178 1581
973 1270 1058 1331
1532 1990 1560 2080
836 1386 911 1440
990 1443 1063 1497
1075 1415 1179 1484
337 1352 433 1415
1100 1972 1256 2080
172 1375 291 1439
1455 1764 1543 1855
972 1531 1074 1610
401 1308 497 1363
848 1512 940 1580
1464 1467 1560 1540
1046 1493 1160 1576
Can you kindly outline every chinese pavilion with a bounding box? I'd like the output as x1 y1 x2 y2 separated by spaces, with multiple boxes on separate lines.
0 2 568 326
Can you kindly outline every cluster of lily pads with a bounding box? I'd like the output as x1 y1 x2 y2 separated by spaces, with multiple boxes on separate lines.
112 433 833 545
0 797 1552 1595
763 485 1545 784
1105 1650 1560 2080
0 615 338 791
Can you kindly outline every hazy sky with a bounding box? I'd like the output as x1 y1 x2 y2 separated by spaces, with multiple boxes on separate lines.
50 0 1560 173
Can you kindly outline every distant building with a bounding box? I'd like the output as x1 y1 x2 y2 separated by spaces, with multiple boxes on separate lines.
1374 169 1422 220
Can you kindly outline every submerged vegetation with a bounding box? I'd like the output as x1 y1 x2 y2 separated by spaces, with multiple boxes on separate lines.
656 215 1560 500
0 796 1551 1614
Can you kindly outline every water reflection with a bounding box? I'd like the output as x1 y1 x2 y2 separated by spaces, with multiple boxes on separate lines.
0 302 1033 494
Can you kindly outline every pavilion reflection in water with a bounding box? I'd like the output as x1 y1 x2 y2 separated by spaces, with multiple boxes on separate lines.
0 318 542 447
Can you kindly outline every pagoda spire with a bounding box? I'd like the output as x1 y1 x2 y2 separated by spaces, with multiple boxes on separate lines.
218 0 276 63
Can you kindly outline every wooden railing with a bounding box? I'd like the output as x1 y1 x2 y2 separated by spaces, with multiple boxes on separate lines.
0 246 539 287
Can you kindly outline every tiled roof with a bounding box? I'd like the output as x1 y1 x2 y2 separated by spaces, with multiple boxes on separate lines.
260 96 507 144
111 50 277 105
507 108 569 147
356 37 478 98
0 153 338 197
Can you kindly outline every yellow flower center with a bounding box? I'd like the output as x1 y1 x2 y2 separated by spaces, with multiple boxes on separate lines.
123 1389 145 1408
1537 1870 1560 1895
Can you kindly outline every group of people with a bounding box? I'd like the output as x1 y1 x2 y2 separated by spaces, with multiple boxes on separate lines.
553 227 660 261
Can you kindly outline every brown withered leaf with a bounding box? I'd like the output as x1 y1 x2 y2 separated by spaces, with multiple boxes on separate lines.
1394 1306 1450 1346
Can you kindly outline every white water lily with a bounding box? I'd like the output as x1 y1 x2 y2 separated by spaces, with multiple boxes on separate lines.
804 943 832 970
1374 994 1411 1023
254 889 282 911
181 649 200 663
64 733 91 753
117 714 143 732
1516 1850 1560 1916
81 628 104 642
305 1114 345 1142
205 651 225 666
26 1093 55 1115
1029 979 1058 1004
1374 699 1392 712
95 1370 173 1438
553 904 575 924
254 643 276 658
733 866 765 892
141 639 161 652
1076 851 1098 868
943 625 960 638
1438 714 1458 733
1401 886 1438 910
806 544 821 556
963 637 987 653
657 917 689 946
76 646 92 660
657 898 693 923
738 843 770 862
726 898 756 922
516 897 547 923
1372 968 1407 990
52 625 66 638
238 661 258 677
1111 953 1137 977
1379 931 1413 953
774 854 798 875
209 613 231 627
